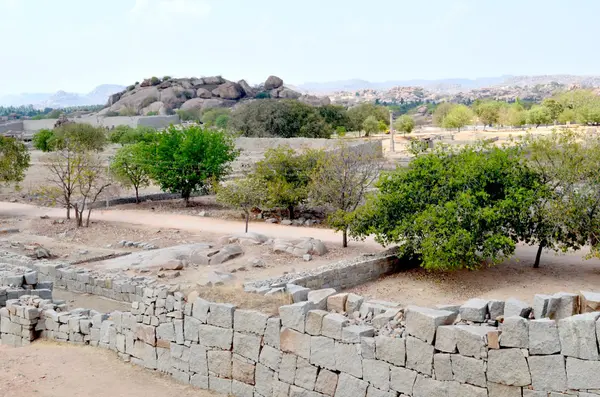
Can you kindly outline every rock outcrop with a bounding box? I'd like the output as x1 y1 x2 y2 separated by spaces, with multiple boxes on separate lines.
102 75 321 116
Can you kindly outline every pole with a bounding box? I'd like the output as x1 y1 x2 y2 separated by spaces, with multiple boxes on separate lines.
389 110 395 153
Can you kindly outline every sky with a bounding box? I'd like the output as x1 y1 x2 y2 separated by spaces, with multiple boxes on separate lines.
1 0 599 95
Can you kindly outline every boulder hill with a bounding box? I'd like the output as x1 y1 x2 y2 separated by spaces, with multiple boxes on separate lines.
101 75 330 116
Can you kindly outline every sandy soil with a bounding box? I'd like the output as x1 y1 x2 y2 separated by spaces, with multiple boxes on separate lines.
0 341 224 397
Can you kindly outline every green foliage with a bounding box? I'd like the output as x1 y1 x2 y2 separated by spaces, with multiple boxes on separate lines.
127 85 135 91
52 123 107 151
347 103 389 131
394 115 415 134
176 109 202 122
0 136 30 185
148 125 238 205
527 105 552 127
336 126 347 137
350 142 542 271
147 111 159 116
251 146 322 218
541 98 564 122
110 143 151 203
119 106 138 117
45 109 63 119
432 102 454 127
558 109 577 124
201 108 231 128
254 92 271 99
163 76 172 81
442 104 473 131
216 177 265 232
32 129 56 152
229 99 332 138
140 96 158 109
150 77 160 85
498 103 527 127
105 111 120 117
118 126 157 145
318 105 351 130
473 100 504 127
362 116 380 136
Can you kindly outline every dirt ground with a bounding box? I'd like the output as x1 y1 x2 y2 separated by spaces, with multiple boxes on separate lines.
0 341 224 397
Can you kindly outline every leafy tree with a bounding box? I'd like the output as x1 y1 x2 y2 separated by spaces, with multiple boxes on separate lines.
318 105 351 131
0 137 30 185
394 115 415 135
52 123 107 151
119 126 156 145
32 129 56 152
214 114 230 130
110 143 151 203
527 106 552 127
201 108 231 128
148 125 238 206
43 141 85 219
558 109 577 124
577 98 600 125
442 104 473 131
350 142 541 271
252 146 322 219
541 98 564 122
362 115 380 136
432 102 454 127
347 103 389 131
216 178 265 233
108 125 133 144
309 141 382 247
473 101 503 128
72 152 111 227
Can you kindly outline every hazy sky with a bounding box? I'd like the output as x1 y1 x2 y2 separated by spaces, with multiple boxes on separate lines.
1 0 598 94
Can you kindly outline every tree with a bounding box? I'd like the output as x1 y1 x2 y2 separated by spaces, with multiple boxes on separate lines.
52 123 107 151
362 116 380 136
558 109 577 124
216 178 265 233
350 142 541 271
577 98 600 125
32 129 56 152
43 142 84 219
72 153 111 227
252 146 322 219
473 101 502 128
527 106 552 127
110 143 151 203
318 105 351 131
442 105 473 132
432 102 453 127
0 137 30 185
148 125 238 206
541 98 564 122
347 103 389 131
117 126 156 145
309 141 382 247
394 115 415 135
201 108 231 128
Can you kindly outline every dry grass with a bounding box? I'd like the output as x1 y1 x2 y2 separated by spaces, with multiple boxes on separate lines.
189 286 291 315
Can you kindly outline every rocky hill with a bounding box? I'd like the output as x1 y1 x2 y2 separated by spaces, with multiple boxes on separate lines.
0 84 125 108
101 75 330 116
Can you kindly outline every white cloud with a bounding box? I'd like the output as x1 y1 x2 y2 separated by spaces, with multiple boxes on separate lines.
131 0 211 19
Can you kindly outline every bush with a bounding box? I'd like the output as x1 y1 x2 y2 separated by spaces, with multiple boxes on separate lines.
127 85 135 91
32 129 56 152
336 126 347 137
147 111 159 116
52 123 107 151
201 108 231 127
150 77 160 86
0 136 30 185
255 92 271 99
105 111 119 117
176 109 202 122
163 76 172 81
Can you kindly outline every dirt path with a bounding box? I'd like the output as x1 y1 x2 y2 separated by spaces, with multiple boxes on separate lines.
0 202 378 248
0 341 223 397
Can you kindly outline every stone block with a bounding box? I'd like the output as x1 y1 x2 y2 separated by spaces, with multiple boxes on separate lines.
335 341 363 378
207 302 235 328
487 329 500 349
278 353 297 384
305 310 328 336
552 292 579 320
360 337 375 359
280 302 314 333
529 319 560 355
264 317 281 348
405 305 457 344
191 298 210 322
345 293 364 313
156 322 175 342
321 313 349 340
272 380 291 397
315 369 338 396
448 382 487 397
207 350 232 378
455 325 493 359
334 373 368 397
460 298 489 322
289 385 318 397
488 300 505 320
198 324 233 350
287 284 310 303
208 376 232 395
190 374 209 389
232 380 255 397
363 359 390 391
255 363 275 397
295 357 318 391
174 319 184 344
259 345 281 371
533 294 553 319
499 316 529 348
327 293 349 313
189 344 208 375
24 271 37 285
310 336 336 370
528 354 567 392
234 309 270 335
435 325 457 353
372 309 401 329
566 357 600 389
413 375 448 397
183 316 200 342
232 354 255 385
558 312 600 360
374 336 405 366
342 325 375 343
504 298 532 318
580 290 600 313
434 353 453 381
487 348 531 386
366 386 396 397
451 354 486 387
487 382 522 397
406 336 434 376
308 289 337 310
280 327 311 359
233 332 261 362
390 367 416 395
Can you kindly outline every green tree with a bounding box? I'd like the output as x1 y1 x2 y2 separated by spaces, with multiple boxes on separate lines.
350 142 541 271
347 103 389 131
527 106 552 127
309 141 382 247
108 125 133 144
52 123 107 151
318 105 351 131
541 98 564 122
442 104 473 132
577 98 600 125
201 108 231 127
216 178 265 233
473 101 503 128
32 129 56 152
362 115 380 136
432 102 453 127
558 109 577 124
110 143 151 203
0 137 30 185
394 115 415 135
148 125 238 206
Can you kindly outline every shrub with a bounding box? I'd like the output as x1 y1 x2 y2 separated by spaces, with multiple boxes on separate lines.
147 111 159 116
150 77 160 86
140 96 158 109
255 92 271 99
105 111 119 117
176 109 202 122
336 126 347 137
32 129 56 152
127 85 135 91
163 76 172 81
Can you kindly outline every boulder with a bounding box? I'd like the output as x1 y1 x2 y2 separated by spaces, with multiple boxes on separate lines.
108 92 122 106
141 101 166 116
214 82 245 100
238 80 255 97
35 246 51 259
203 76 226 85
264 75 284 90
299 94 330 106
180 98 205 111
278 88 301 99
196 88 213 99
210 244 244 265
160 86 195 107
110 86 159 112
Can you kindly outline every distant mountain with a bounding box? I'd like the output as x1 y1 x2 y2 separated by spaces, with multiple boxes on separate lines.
0 84 126 108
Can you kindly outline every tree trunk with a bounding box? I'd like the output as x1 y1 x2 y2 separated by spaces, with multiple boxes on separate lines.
86 208 92 227
245 211 249 233
66 198 71 220
534 242 545 268
184 194 191 207
342 228 348 248
288 206 294 220
135 186 140 204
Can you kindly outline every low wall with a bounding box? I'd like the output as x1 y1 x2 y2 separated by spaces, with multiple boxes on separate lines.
0 120 23 134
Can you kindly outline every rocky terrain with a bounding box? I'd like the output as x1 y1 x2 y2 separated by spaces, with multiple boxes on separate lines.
101 75 330 116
